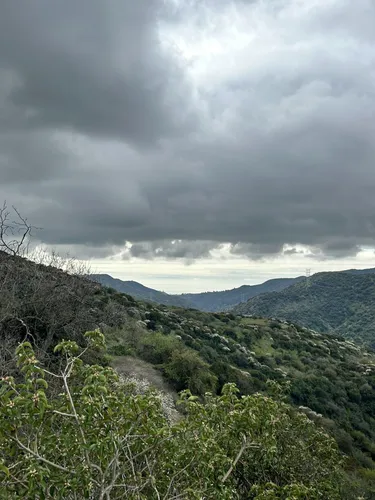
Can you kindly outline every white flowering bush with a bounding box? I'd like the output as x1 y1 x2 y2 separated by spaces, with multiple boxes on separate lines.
120 374 178 423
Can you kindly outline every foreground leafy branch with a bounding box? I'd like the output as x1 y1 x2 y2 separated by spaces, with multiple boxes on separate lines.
0 331 345 499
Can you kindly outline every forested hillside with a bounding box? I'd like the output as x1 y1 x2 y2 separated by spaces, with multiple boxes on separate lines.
234 271 375 348
1 247 375 496
107 301 375 476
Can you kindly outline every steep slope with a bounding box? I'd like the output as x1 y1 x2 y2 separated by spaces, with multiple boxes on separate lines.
182 277 304 311
107 303 375 479
234 271 375 347
2 252 375 492
90 274 193 308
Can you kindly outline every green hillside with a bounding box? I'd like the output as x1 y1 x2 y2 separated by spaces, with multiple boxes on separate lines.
107 302 375 474
233 271 375 348
1 252 375 496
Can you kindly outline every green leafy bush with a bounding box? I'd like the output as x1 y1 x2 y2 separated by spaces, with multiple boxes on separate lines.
0 333 345 499
164 348 217 395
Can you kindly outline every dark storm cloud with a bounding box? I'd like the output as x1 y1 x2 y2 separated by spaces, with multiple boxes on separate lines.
0 0 194 145
229 243 285 260
0 131 72 184
283 248 303 257
125 240 216 261
1 0 375 260
306 240 363 261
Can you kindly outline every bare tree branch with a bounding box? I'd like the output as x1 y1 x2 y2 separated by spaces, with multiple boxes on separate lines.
0 201 38 257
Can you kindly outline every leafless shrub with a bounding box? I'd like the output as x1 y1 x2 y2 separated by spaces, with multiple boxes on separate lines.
0 204 127 372
29 247 92 278
0 201 36 256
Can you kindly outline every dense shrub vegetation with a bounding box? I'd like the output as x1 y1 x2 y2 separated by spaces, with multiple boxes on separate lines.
1 229 375 497
109 304 375 476
234 271 375 348
0 332 345 498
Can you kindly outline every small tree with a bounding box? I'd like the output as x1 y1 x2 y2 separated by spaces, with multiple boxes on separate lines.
165 348 218 395
0 203 118 372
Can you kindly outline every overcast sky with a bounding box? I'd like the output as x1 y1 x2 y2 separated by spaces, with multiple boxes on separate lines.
1 0 375 293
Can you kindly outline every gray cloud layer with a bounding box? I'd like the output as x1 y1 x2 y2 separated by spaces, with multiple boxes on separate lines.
1 0 375 260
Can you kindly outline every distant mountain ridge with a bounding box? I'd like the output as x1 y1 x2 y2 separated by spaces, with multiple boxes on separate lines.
233 268 375 348
90 274 304 312
91 269 375 319
90 274 193 308
181 277 304 311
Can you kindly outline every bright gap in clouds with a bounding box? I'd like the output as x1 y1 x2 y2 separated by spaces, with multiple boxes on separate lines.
161 2 254 69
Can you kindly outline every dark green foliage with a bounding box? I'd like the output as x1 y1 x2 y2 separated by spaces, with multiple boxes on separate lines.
164 349 217 395
110 304 375 490
138 332 181 365
0 337 345 499
234 270 375 348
